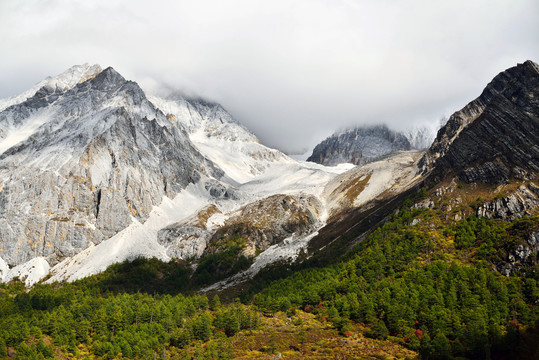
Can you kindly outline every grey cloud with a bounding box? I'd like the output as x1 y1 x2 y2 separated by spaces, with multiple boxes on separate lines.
0 0 537 152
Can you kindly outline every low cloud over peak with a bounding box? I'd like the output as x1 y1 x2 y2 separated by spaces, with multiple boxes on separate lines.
1 0 537 152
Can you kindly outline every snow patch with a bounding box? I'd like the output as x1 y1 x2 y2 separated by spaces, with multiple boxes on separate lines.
206 213 227 229
239 162 351 198
4 257 50 287
322 151 424 213
89 147 113 186
47 182 213 282
0 107 56 155
352 152 420 207
0 256 9 281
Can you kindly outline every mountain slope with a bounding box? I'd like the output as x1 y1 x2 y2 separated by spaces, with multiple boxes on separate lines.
420 60 539 183
149 94 293 185
0 65 221 272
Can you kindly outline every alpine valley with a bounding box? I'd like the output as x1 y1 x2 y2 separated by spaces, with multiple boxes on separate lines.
0 61 537 360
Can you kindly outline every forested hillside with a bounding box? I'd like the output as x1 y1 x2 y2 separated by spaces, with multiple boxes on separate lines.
1 181 537 359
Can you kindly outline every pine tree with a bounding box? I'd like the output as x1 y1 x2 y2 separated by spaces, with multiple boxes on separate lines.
210 295 221 311
430 331 451 360
192 313 212 342
0 337 6 358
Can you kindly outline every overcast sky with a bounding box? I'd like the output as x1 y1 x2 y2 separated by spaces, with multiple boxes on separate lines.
0 0 537 152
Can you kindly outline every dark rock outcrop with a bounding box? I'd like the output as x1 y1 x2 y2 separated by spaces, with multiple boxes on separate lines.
497 230 539 276
307 125 412 166
421 60 539 183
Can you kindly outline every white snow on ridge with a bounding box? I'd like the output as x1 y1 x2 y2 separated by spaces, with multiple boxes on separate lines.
191 131 293 185
149 93 353 194
352 151 422 207
0 64 102 112
150 94 295 185
322 151 424 213
239 161 353 198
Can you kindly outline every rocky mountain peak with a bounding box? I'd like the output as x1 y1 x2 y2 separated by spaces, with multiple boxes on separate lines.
0 64 103 113
421 60 539 183
307 125 412 166
89 66 127 91
0 65 222 268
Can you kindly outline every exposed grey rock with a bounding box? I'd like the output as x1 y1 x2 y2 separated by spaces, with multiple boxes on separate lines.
204 180 238 200
498 230 539 276
476 184 539 219
0 66 222 267
205 194 322 257
158 221 211 260
157 193 322 261
420 60 539 183
307 125 412 166
412 199 435 209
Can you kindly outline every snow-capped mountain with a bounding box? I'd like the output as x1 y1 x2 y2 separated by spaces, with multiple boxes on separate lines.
0 64 358 286
0 65 222 281
0 64 103 114
401 123 440 150
148 94 291 185
306 123 441 167
4 60 535 288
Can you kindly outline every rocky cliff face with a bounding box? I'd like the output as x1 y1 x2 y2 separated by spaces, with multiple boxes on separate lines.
307 125 412 166
420 60 539 183
0 66 221 266
206 194 322 257
157 193 322 262
496 229 539 277
476 183 539 219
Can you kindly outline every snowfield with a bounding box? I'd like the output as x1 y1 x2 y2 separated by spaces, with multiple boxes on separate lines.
3 257 50 287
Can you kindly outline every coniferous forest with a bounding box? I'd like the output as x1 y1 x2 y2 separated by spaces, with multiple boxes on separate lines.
1 185 537 359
